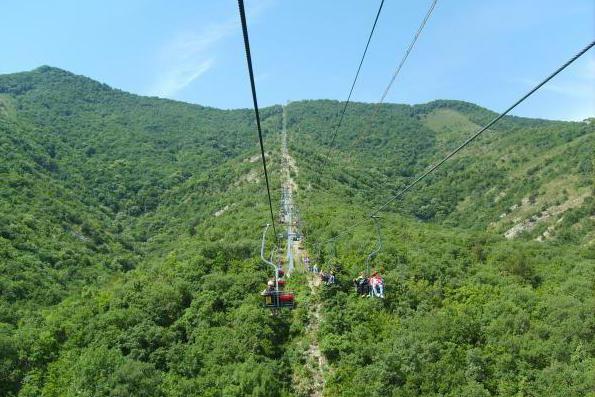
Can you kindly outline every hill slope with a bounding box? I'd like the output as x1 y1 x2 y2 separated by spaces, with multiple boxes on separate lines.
0 67 593 396
286 99 593 243
285 100 593 396
1 67 295 396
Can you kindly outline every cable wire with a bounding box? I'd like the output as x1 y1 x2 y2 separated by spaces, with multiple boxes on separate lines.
238 0 278 240
330 0 438 149
355 0 438 146
326 40 595 244
378 0 437 106
327 0 385 148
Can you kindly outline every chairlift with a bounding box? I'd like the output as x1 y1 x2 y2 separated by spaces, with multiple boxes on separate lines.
259 224 295 310
320 271 336 285
354 216 385 298
262 291 295 309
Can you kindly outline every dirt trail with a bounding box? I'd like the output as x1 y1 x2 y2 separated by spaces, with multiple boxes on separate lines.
305 269 326 397
281 105 326 396
292 234 326 396
281 105 297 274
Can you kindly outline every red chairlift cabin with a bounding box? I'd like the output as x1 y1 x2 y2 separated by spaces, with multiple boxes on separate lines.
259 224 296 310
262 290 295 309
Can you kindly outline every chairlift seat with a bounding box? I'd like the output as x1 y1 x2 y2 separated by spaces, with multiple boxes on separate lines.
262 291 295 309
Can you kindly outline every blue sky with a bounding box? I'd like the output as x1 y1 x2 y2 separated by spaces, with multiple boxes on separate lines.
1 0 593 120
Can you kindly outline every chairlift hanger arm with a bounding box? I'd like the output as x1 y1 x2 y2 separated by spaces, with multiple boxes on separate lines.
260 224 275 268
261 224 280 291
365 216 383 275
372 215 382 255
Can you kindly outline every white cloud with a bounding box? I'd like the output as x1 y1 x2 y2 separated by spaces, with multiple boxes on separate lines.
518 58 594 97
514 56 595 120
541 66 594 99
150 58 215 98
148 19 236 98
255 72 269 83
147 0 274 99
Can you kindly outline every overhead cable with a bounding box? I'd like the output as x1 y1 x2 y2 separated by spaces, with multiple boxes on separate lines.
326 40 595 244
327 0 386 147
238 0 278 239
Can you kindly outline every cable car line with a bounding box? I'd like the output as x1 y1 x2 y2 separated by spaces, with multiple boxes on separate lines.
238 0 278 240
324 40 595 245
238 0 593 310
342 0 438 158
330 0 438 149
327 0 386 148
377 0 438 107
365 216 383 277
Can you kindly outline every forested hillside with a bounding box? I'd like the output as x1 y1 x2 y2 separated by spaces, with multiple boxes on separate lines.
1 67 296 396
287 100 593 242
287 100 593 396
0 67 593 396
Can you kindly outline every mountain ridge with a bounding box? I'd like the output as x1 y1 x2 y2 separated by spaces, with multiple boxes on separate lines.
8 66 589 123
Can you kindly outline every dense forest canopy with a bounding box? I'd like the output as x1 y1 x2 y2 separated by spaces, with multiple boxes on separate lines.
0 67 593 396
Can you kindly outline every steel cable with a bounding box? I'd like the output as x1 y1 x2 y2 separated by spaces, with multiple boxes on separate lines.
238 0 278 240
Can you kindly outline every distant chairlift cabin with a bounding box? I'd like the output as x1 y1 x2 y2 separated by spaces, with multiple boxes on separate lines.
260 224 295 310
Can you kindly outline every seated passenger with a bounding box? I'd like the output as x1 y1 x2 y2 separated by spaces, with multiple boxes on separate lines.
261 280 275 296
353 272 369 297
370 272 384 298
328 272 336 284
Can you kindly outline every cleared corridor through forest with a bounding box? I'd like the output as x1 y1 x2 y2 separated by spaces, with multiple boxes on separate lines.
280 105 326 396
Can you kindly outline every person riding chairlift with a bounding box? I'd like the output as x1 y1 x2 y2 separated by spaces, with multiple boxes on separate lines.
304 257 312 272
261 280 275 296
323 270 336 285
370 272 385 298
327 271 336 285
354 272 369 297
